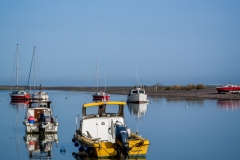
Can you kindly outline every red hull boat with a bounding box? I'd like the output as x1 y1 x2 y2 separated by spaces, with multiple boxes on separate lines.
10 90 31 100
92 92 110 101
216 84 240 93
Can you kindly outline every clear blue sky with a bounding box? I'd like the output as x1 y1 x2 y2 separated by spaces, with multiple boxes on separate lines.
1 1 240 86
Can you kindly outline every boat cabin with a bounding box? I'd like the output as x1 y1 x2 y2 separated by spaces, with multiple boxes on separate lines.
79 101 127 143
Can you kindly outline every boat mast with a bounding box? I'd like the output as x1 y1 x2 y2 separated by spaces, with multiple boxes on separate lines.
96 58 98 92
33 46 36 90
104 72 106 92
136 67 139 86
16 44 19 89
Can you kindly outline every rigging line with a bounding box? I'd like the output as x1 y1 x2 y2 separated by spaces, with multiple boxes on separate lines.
10 44 18 90
27 49 35 89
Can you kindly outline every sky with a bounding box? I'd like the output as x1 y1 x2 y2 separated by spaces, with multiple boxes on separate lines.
1 1 240 87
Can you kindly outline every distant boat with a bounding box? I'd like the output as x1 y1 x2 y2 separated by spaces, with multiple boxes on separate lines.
28 46 49 100
31 84 49 101
216 84 240 93
9 44 31 101
127 85 148 103
92 58 110 101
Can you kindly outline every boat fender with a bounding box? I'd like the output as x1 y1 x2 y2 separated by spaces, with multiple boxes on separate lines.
72 138 76 143
78 145 84 152
84 146 91 153
74 142 79 147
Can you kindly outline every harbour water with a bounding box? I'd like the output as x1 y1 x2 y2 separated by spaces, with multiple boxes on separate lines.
0 90 240 159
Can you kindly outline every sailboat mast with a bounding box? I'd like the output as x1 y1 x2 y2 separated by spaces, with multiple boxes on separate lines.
136 67 139 86
105 72 106 92
33 46 36 90
96 58 98 92
16 44 19 89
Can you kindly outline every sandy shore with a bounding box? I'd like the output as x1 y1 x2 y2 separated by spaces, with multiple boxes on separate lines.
2 86 240 100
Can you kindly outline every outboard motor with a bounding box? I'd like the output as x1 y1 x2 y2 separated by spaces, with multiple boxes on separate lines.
115 125 130 158
39 113 46 133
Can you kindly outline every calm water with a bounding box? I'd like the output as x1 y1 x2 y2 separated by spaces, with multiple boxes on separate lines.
0 90 240 160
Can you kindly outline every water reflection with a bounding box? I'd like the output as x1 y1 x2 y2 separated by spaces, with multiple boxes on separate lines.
217 100 240 110
23 133 58 159
166 98 205 105
127 103 148 118
72 153 146 160
10 100 29 106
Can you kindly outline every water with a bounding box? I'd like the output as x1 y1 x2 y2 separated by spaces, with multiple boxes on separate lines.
0 90 240 160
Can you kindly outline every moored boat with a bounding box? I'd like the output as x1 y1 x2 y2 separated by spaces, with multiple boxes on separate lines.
127 85 148 103
9 44 31 101
23 101 58 133
216 84 240 93
72 101 149 158
92 58 110 101
92 91 110 101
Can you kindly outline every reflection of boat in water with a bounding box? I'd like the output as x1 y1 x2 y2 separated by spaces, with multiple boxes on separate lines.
72 101 149 158
23 101 58 133
10 100 29 105
217 100 240 110
23 133 58 159
127 103 148 118
72 152 147 160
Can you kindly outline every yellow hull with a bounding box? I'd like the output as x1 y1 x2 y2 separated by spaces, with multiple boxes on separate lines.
74 133 149 158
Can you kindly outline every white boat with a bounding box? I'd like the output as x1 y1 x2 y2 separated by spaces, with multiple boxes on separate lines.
29 46 49 100
9 44 31 101
127 85 148 103
23 101 58 133
31 84 49 100
72 101 149 158
23 133 58 159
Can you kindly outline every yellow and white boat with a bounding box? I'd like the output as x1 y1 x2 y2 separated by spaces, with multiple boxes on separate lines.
72 101 150 158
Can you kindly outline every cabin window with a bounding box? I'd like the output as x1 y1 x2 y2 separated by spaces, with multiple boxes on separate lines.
133 91 138 94
85 107 99 116
139 90 145 94
105 105 119 114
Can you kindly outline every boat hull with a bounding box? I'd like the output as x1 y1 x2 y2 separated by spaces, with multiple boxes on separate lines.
216 85 240 93
127 94 148 103
10 92 31 100
74 133 149 158
92 92 110 101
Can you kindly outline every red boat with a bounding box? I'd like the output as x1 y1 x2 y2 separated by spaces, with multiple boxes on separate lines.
92 91 110 101
10 90 31 100
216 84 240 93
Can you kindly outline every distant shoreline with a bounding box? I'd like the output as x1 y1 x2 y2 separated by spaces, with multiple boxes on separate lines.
2 85 240 100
